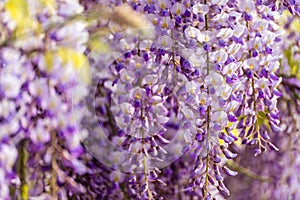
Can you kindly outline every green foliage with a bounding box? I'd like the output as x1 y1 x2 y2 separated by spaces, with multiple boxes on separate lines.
284 46 300 79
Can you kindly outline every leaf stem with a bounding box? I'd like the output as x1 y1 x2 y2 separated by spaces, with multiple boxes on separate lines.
226 160 272 182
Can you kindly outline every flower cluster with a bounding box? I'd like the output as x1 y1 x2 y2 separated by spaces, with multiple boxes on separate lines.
0 0 299 199
263 0 300 15
226 12 300 200
79 0 287 199
1 0 90 199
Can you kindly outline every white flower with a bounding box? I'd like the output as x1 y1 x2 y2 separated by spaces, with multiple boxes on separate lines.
216 84 232 100
254 20 269 32
130 87 147 100
0 100 15 119
217 28 233 40
168 142 184 156
262 30 276 45
212 0 229 5
58 62 77 83
199 92 211 105
189 54 206 68
212 12 229 23
205 71 224 87
31 122 51 144
29 78 48 97
211 110 227 127
226 101 240 113
0 74 21 98
119 38 136 51
192 3 209 15
197 31 211 43
227 43 241 55
157 115 169 124
1 47 20 64
0 144 18 168
109 170 125 182
55 21 88 53
1 118 19 138
120 102 135 115
68 132 81 150
211 49 228 64
48 93 66 114
251 37 263 51
142 74 158 86
120 69 135 82
158 35 173 49
259 55 273 67
58 0 83 16
185 26 200 39
229 11 242 21
270 61 280 73
185 81 198 95
14 35 43 52
128 141 142 153
244 58 259 70
182 48 195 58
238 0 255 13
180 105 194 120
256 78 269 90
155 0 171 10
223 62 240 76
139 39 153 51
109 151 126 165
170 2 186 15
152 103 168 116
112 136 126 146
152 83 165 94
149 95 163 104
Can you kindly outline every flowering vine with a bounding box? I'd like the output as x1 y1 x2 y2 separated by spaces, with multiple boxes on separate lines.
0 0 299 199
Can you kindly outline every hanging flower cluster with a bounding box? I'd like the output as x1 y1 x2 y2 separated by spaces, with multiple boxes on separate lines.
0 0 299 199
0 0 90 199
226 12 300 200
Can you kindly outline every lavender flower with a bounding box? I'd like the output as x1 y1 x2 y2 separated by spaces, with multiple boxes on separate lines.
0 0 299 199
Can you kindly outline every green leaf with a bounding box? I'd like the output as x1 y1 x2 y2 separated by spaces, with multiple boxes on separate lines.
284 47 300 77
257 111 271 131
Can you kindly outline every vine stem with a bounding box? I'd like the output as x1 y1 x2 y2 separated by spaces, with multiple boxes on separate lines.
247 19 262 146
50 131 58 199
140 101 153 200
142 153 152 199
203 0 211 197
18 139 28 200
204 105 211 198
142 136 152 199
